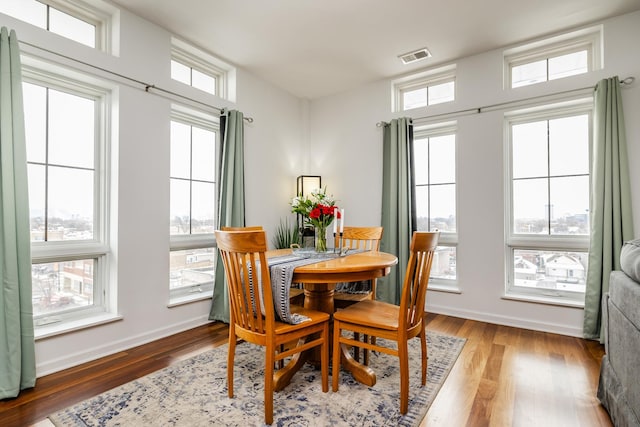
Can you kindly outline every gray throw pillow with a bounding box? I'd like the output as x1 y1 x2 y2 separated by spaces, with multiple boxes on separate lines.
620 238 640 283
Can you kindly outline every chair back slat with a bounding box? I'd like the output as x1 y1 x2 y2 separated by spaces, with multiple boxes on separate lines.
338 226 383 251
399 232 439 329
215 230 275 335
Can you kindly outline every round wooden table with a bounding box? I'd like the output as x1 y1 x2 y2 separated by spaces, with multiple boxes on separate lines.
271 250 398 391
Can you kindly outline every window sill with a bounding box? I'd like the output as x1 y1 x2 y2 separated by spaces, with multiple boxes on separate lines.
502 292 584 308
428 282 462 294
168 293 212 308
35 312 123 340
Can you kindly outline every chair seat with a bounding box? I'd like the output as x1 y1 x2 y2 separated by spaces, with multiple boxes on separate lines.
274 306 330 334
333 299 399 331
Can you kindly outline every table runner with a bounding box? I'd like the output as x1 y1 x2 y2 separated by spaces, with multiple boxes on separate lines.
266 255 322 324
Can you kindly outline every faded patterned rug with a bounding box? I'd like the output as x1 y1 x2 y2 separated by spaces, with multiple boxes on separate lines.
49 331 465 426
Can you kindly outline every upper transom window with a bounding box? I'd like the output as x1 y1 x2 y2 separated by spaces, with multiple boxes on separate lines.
171 38 234 99
392 65 456 112
0 0 116 52
504 26 602 89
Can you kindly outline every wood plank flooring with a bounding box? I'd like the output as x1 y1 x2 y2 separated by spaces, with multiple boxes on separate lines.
0 314 612 427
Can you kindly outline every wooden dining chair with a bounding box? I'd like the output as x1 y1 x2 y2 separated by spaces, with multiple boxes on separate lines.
333 226 384 309
332 231 439 415
215 229 330 425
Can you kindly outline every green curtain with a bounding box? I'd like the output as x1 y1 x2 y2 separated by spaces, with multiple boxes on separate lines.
208 109 246 323
0 27 36 398
583 76 634 342
378 117 415 304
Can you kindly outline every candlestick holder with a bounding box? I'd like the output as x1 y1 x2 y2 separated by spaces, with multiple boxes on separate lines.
334 232 344 255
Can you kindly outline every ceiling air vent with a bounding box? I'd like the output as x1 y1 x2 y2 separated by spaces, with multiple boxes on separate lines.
399 48 432 65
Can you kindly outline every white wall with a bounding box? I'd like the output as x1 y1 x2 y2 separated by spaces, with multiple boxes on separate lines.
309 11 640 337
1 5 303 376
2 4 639 377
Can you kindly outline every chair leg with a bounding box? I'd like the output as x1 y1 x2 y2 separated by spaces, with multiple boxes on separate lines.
332 320 342 392
227 329 236 398
420 326 427 385
321 322 329 392
399 340 409 414
353 332 360 362
265 345 274 425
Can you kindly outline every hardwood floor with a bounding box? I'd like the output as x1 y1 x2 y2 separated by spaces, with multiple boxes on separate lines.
0 314 612 427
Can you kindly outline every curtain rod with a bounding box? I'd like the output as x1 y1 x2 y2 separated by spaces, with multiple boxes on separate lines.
376 76 635 127
18 39 254 123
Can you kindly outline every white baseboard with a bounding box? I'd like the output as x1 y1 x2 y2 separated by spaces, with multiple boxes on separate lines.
426 303 584 338
36 314 213 377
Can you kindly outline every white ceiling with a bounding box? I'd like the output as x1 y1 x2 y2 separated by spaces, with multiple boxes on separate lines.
111 0 640 100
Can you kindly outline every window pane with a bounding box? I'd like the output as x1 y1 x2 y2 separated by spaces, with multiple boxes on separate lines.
170 248 215 291
512 59 547 88
28 164 46 242
48 166 94 241
428 81 454 105
512 121 548 179
170 178 191 234
22 82 47 163
549 115 589 176
429 134 455 184
549 176 589 235
403 87 427 110
415 185 429 230
191 127 216 182
32 259 95 317
192 68 216 95
513 178 548 234
413 138 429 185
513 249 587 293
430 184 456 232
48 89 95 169
171 60 191 85
431 246 456 280
49 8 96 48
170 121 191 179
549 50 588 80
191 181 215 234
0 0 46 28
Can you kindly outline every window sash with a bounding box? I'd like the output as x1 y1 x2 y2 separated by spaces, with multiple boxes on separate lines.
21 62 111 327
169 109 218 301
505 102 592 302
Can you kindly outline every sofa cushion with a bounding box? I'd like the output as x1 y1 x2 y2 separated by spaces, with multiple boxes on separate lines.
620 238 640 283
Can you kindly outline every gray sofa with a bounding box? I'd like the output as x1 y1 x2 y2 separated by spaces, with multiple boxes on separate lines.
598 238 640 427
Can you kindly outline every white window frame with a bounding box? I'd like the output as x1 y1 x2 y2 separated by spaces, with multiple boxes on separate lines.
504 25 603 89
392 64 456 112
171 37 234 100
22 57 115 335
413 122 459 290
1 0 118 53
169 105 219 304
504 98 592 306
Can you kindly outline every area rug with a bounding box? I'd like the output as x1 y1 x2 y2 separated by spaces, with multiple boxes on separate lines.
48 331 465 427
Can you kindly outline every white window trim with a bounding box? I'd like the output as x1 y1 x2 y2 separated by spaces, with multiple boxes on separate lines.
503 25 603 89
392 64 456 112
414 121 459 288
22 57 115 336
503 98 593 305
171 37 234 100
169 105 219 304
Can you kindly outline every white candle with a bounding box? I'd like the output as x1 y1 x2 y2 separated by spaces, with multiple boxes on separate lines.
340 209 345 233
333 208 338 233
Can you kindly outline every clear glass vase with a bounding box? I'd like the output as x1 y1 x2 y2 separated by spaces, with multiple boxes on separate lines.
315 225 327 252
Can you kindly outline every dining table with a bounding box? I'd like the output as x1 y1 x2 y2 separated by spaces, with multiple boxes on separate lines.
267 249 398 392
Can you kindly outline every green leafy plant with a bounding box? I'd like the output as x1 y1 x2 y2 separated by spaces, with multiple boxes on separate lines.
272 217 300 249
